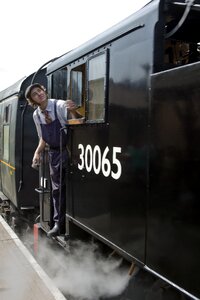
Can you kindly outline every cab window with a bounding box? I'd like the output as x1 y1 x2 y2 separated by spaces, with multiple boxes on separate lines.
51 68 68 99
87 53 107 122
50 51 108 124
70 52 107 123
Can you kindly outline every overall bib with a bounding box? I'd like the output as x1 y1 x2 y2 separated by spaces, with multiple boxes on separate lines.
37 101 68 227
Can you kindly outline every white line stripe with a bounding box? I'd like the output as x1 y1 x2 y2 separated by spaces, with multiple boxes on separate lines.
0 215 67 300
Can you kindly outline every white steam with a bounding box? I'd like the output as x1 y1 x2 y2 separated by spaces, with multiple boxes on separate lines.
36 239 130 300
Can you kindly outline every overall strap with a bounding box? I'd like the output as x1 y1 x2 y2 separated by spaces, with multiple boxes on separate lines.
36 108 41 123
53 100 58 119
36 100 57 123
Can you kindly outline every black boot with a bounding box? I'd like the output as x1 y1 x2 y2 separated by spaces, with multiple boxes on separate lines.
47 222 59 238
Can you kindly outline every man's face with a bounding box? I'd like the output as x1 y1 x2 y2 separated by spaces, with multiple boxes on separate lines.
30 87 47 105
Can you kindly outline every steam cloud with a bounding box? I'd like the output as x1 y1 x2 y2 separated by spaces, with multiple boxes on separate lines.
36 239 130 300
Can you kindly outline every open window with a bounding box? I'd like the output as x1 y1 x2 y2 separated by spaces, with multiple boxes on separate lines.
69 51 108 124
157 0 200 71
50 51 108 125
69 64 86 118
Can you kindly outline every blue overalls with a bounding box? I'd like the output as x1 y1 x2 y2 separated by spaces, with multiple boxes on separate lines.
37 100 68 227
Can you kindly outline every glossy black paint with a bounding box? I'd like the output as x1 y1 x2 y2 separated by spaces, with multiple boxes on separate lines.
0 0 194 299
64 6 158 264
47 1 200 299
149 62 200 298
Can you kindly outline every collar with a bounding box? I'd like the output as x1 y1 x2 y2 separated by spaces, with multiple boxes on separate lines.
39 100 53 113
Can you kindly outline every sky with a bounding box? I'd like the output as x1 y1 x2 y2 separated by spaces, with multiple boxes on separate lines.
0 0 150 91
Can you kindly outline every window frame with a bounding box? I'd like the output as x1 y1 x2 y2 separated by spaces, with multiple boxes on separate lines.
85 50 109 124
3 104 11 161
49 49 109 125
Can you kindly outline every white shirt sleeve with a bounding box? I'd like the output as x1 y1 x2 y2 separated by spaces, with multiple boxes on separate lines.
56 100 68 127
33 110 42 138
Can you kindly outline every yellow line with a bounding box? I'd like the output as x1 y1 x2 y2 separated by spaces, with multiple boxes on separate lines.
0 160 15 170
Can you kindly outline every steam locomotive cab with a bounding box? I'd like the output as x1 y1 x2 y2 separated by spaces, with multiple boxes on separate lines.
45 0 156 258
0 0 199 299
33 1 200 299
1 1 200 299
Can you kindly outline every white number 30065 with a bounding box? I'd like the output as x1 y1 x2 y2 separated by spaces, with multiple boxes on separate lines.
78 144 122 180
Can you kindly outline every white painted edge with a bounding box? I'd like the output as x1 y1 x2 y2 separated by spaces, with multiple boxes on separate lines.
0 215 67 300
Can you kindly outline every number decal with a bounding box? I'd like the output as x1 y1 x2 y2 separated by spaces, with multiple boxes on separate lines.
111 147 122 180
102 146 111 177
85 145 93 172
93 145 101 174
78 144 122 180
78 144 84 170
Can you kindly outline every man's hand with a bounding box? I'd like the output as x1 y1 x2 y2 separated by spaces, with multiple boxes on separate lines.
66 99 77 112
32 152 40 165
31 152 40 169
66 99 83 119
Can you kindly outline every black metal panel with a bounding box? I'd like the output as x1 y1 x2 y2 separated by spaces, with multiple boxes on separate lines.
14 69 47 208
67 16 155 262
148 62 200 298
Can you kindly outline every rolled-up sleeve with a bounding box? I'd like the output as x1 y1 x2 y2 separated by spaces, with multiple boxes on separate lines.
33 112 42 138
57 100 68 126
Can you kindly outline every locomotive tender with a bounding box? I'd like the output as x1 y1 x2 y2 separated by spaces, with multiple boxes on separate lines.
1 0 200 299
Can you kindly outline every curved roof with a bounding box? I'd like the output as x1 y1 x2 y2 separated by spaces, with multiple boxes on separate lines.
47 0 158 75
0 77 26 102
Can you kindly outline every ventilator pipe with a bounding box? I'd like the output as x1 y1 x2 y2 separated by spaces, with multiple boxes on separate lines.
165 0 195 38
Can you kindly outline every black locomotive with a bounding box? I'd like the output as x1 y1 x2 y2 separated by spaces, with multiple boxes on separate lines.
1 0 200 299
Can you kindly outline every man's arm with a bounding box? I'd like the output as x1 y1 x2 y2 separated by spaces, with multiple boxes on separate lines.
32 137 46 166
66 99 83 119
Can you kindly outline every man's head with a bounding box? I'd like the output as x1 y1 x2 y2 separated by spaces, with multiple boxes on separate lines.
25 83 47 108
